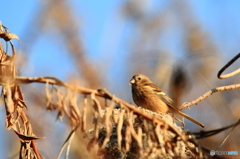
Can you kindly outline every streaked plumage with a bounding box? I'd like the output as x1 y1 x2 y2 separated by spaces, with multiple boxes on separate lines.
129 74 204 128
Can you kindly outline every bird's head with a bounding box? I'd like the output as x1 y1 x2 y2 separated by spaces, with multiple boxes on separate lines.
129 74 152 86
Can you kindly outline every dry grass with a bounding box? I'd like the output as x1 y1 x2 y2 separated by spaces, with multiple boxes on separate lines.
1 23 240 159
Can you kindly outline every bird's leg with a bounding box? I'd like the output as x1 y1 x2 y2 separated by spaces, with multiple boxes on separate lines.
181 116 185 128
173 116 185 129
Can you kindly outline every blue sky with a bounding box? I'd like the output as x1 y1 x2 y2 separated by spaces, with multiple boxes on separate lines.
1 0 240 80
1 0 240 157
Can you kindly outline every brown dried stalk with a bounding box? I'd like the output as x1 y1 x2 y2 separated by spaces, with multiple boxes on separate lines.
0 27 43 158
4 22 240 158
3 51 239 158
13 76 188 138
13 76 206 158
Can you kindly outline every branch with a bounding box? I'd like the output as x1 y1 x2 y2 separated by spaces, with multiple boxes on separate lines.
180 53 240 110
13 76 188 140
180 84 240 109
190 119 240 139
218 53 240 79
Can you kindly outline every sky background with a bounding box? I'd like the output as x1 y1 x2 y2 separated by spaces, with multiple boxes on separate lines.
1 0 240 158
1 0 240 80
1 0 240 77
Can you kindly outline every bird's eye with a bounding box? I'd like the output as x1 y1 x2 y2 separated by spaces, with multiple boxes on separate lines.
138 77 141 80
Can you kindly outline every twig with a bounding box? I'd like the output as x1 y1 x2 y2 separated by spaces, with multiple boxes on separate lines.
100 96 115 149
218 53 240 79
180 53 240 111
215 119 240 151
117 109 124 149
57 124 79 159
180 84 240 109
191 119 240 139
82 95 87 132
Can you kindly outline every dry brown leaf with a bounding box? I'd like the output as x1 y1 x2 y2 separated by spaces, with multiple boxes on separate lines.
14 131 45 140
0 32 20 41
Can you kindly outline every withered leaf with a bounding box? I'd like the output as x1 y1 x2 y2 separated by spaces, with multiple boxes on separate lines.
13 85 28 109
5 113 15 130
14 131 45 140
0 32 20 41
3 86 15 114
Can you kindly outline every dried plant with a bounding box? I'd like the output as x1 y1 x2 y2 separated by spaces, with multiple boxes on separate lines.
0 24 42 159
1 21 240 159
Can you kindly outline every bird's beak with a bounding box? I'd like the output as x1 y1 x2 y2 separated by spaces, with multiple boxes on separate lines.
129 79 135 85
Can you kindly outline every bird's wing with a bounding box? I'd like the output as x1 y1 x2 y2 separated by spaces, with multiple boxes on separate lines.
143 83 204 128
145 83 175 108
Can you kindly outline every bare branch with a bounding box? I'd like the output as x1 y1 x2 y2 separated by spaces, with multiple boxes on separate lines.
215 119 240 151
218 53 240 79
180 84 240 109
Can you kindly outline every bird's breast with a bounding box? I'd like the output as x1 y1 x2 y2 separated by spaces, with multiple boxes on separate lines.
132 86 148 105
131 85 169 113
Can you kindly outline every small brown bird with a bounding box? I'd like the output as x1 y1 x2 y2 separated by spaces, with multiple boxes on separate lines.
129 74 204 128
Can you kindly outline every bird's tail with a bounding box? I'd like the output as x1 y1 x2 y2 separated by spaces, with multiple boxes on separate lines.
178 111 205 128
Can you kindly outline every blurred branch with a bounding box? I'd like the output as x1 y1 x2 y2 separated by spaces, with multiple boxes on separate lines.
215 119 240 151
41 1 102 88
190 119 240 139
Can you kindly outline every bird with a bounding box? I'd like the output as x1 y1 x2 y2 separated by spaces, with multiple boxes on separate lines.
129 74 204 128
